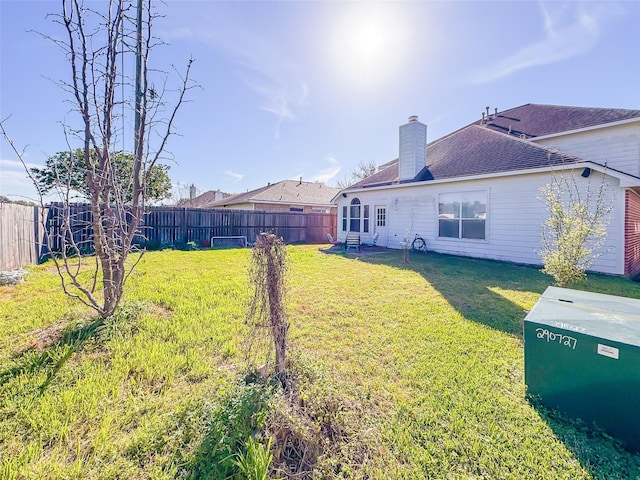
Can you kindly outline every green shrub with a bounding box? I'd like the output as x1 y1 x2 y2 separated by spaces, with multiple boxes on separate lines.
540 172 611 287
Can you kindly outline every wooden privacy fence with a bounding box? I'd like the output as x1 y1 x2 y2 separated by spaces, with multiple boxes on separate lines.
0 203 43 271
0 203 337 269
142 206 336 246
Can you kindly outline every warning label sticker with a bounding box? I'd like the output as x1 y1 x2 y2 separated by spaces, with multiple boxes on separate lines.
597 344 619 360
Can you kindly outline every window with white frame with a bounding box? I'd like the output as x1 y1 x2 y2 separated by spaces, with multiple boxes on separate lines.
342 206 348 232
343 197 370 233
376 207 386 227
438 191 486 240
363 205 370 233
349 198 361 232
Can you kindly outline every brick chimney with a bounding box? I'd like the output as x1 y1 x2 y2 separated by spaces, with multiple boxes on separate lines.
399 115 427 181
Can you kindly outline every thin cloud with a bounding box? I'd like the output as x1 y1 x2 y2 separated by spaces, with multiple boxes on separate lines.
540 1 554 37
236 43 308 139
467 2 617 84
0 169 38 201
224 170 244 182
187 16 308 139
0 159 40 193
1 158 42 171
159 27 193 41
181 11 309 138
307 156 341 184
1 169 33 187
243 80 308 139
0 159 61 202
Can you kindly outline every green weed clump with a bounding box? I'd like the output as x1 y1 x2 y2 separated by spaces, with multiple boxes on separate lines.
187 376 274 479
234 436 274 480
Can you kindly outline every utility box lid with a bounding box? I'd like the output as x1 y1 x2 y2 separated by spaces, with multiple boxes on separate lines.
526 286 640 347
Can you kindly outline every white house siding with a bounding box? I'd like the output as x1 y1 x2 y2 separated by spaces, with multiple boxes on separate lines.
338 171 624 275
534 122 640 177
339 189 436 248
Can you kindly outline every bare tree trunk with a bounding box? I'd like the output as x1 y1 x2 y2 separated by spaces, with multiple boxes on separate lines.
5 0 196 318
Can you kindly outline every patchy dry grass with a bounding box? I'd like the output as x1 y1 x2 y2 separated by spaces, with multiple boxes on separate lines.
1 246 639 479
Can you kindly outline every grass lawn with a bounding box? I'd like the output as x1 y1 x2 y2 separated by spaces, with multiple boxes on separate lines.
1 245 639 479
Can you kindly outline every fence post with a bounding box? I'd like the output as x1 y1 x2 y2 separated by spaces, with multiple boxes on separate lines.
33 205 41 263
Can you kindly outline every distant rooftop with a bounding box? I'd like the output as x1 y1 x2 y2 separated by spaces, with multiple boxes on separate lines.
180 189 230 208
208 179 340 208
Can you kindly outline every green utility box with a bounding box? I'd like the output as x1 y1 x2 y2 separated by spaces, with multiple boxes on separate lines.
524 286 640 452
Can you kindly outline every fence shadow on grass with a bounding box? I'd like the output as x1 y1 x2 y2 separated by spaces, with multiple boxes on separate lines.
0 317 106 394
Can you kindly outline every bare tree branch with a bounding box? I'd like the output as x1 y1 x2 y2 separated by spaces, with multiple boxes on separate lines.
5 0 195 318
336 160 377 189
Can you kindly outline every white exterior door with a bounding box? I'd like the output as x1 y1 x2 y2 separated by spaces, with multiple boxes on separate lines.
374 205 388 247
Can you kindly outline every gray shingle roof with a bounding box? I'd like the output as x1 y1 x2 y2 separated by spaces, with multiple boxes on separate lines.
208 180 340 207
425 126 584 179
477 104 640 139
350 126 585 189
348 104 640 190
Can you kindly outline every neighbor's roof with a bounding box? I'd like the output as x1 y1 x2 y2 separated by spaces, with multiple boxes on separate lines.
181 190 230 208
348 104 640 190
350 126 586 189
473 103 640 139
207 180 340 208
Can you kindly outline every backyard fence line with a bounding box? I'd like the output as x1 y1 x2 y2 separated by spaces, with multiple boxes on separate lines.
0 203 337 270
0 202 43 271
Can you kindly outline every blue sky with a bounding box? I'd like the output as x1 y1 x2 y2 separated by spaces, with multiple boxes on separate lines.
1 0 639 203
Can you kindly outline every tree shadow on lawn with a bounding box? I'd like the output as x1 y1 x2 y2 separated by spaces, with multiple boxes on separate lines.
0 317 106 394
364 250 640 477
365 250 551 338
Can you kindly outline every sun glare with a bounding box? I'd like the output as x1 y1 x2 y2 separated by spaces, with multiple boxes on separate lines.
352 21 384 63
326 4 412 91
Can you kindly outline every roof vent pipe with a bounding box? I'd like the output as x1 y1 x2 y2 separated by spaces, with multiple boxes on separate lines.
494 107 498 116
